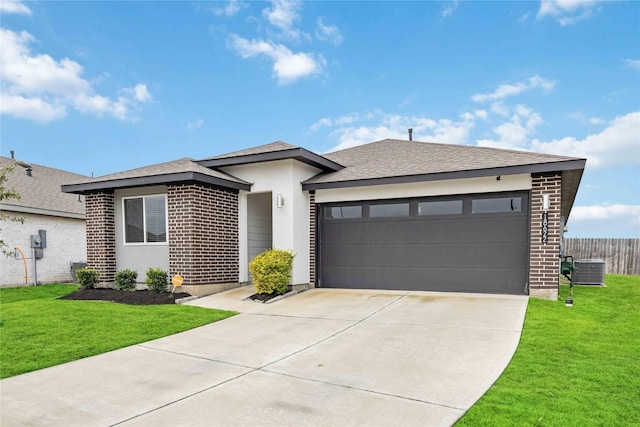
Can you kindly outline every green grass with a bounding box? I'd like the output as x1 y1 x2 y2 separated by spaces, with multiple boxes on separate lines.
0 284 237 379
457 275 640 426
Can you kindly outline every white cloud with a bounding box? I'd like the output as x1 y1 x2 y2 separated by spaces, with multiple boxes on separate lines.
472 75 556 103
262 0 307 40
310 117 332 131
212 0 248 17
326 111 476 152
623 59 640 71
537 0 602 26
530 112 640 168
477 104 543 150
441 0 459 17
474 110 489 120
571 204 640 222
315 18 343 45
132 84 152 102
491 101 510 117
187 118 204 131
588 116 604 125
0 94 65 123
518 12 531 24
0 28 151 123
229 34 325 84
0 0 31 15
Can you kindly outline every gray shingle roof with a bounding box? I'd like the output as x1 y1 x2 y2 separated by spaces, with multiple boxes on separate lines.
0 156 87 217
202 141 298 160
304 139 585 185
66 157 249 186
62 157 252 194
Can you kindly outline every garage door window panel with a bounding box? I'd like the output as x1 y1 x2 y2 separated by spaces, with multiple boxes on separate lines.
325 205 362 219
472 197 522 213
418 200 463 216
369 202 410 218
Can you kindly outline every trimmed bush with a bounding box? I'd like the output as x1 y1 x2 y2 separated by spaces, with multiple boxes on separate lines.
114 269 138 291
75 268 100 290
249 249 295 295
145 268 168 293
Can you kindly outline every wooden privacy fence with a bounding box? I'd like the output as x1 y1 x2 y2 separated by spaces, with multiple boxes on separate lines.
563 238 639 275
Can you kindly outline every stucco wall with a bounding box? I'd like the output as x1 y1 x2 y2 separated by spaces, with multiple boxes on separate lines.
223 160 321 285
1 212 86 287
114 186 170 282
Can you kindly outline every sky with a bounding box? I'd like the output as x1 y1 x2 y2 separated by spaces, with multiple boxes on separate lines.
1 0 639 238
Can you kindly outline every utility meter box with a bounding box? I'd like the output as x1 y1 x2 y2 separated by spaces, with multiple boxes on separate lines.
30 235 43 248
38 229 47 249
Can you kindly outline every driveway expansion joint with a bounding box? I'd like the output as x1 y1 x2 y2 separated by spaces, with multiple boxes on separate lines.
259 369 467 412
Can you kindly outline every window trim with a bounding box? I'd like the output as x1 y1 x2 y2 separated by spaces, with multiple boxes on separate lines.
122 194 169 246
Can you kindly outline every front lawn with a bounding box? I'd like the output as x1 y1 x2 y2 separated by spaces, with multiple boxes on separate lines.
0 284 237 379
457 275 640 426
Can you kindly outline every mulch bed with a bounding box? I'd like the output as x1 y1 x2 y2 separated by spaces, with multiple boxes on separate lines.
59 288 191 305
247 290 291 303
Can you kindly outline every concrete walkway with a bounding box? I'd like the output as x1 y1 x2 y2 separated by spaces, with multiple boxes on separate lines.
0 287 528 427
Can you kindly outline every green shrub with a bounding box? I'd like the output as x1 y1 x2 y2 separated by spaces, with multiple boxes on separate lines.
114 269 138 291
75 268 99 290
145 268 168 293
249 249 295 295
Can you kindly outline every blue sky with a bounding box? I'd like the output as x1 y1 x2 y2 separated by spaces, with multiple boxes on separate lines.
1 0 639 237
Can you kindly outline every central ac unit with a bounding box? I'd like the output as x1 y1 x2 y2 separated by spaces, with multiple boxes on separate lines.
573 260 606 285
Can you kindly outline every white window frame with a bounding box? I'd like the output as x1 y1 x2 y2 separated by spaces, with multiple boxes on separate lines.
122 194 169 246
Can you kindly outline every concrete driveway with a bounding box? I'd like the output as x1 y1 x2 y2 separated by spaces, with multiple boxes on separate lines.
0 287 528 427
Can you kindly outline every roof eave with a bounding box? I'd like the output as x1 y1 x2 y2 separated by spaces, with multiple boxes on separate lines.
62 171 252 194
0 203 85 220
198 148 344 172
302 159 587 190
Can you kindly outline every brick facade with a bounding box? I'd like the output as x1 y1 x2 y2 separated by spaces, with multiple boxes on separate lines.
85 191 116 283
167 184 239 286
309 191 316 286
529 172 562 300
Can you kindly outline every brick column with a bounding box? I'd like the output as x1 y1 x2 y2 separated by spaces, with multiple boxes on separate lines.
309 191 316 287
85 191 116 284
167 184 239 286
529 172 562 300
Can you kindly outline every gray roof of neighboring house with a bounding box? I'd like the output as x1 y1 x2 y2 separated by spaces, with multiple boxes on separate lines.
197 141 344 172
0 156 87 219
62 157 252 194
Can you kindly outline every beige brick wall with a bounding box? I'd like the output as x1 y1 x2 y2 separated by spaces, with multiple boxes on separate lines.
529 172 562 300
0 212 86 287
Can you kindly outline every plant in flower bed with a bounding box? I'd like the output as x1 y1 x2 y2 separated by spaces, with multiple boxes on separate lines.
145 267 168 293
114 268 137 291
248 249 294 302
75 268 99 289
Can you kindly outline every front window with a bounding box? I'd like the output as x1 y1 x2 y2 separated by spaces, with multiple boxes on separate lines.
123 195 167 244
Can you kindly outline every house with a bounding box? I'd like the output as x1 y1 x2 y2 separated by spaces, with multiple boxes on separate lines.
1 155 87 287
62 139 585 300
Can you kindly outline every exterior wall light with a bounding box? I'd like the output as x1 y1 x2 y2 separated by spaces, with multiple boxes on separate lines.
542 194 550 211
276 194 284 208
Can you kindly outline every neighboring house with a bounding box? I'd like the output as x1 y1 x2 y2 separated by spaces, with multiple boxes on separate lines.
62 139 585 300
1 155 87 287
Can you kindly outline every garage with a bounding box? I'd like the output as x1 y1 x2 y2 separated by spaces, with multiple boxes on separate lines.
317 192 529 295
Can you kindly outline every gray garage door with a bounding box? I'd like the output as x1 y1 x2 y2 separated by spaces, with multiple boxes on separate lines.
318 192 529 295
